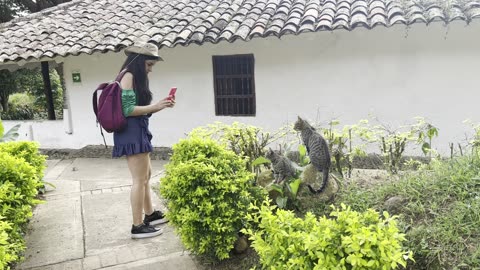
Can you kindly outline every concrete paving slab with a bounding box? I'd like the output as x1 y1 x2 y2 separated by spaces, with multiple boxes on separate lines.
59 158 168 182
18 197 83 269
44 180 81 198
44 159 61 176
81 181 131 192
22 259 83 270
43 159 74 181
101 251 198 270
82 190 184 259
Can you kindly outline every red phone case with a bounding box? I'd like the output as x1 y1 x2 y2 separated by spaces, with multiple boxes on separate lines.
169 87 177 97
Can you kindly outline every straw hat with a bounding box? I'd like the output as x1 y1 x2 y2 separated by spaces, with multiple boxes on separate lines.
124 42 163 61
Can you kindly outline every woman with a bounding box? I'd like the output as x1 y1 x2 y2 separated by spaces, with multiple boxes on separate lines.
113 42 174 239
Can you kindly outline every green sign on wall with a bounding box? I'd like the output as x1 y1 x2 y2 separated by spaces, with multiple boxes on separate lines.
72 72 81 83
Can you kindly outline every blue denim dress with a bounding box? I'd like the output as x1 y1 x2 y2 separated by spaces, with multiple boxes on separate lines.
112 115 153 157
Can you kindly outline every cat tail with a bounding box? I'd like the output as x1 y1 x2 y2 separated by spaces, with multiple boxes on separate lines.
307 169 329 194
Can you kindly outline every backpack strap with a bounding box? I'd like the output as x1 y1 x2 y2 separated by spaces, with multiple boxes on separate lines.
92 89 99 118
115 69 129 82
99 124 107 149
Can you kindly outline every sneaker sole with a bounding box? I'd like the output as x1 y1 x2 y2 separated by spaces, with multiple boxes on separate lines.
148 219 169 226
131 229 163 239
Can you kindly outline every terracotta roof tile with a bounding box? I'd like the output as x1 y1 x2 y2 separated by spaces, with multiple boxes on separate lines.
1 0 479 64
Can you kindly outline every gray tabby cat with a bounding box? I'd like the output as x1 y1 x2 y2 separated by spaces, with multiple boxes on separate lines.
265 148 296 184
293 116 331 194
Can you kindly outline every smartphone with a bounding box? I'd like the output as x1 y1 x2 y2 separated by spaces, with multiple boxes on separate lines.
169 87 177 97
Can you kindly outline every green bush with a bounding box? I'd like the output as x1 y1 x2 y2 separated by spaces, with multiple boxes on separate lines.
159 136 265 260
0 151 41 219
1 93 35 120
243 202 412 269
0 151 42 269
0 120 4 137
322 153 480 269
0 218 21 270
0 141 47 182
13 68 64 120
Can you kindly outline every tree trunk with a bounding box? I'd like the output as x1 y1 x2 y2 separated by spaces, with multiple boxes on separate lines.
41 62 56 120
0 96 8 112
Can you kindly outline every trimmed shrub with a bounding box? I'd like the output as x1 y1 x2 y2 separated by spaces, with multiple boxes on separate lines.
0 141 47 182
0 218 21 270
0 151 42 269
160 136 265 260
243 202 413 269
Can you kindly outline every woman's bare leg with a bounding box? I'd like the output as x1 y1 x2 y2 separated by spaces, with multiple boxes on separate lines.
127 152 150 226
143 155 154 215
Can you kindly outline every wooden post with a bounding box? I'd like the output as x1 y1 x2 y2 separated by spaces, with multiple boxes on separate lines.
41 61 56 120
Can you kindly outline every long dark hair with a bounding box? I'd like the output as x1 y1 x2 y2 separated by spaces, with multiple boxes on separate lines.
120 53 158 106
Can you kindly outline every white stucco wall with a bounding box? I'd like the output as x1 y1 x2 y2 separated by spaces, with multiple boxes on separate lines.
4 21 479 155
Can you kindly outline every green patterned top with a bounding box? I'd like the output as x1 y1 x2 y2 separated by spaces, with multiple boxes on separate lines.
122 90 136 117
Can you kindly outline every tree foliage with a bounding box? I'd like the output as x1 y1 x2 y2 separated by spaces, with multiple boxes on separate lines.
1 0 72 23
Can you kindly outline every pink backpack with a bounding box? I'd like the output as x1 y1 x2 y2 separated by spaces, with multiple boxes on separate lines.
92 70 128 145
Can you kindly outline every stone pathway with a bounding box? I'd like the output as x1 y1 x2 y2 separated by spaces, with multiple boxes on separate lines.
17 158 199 270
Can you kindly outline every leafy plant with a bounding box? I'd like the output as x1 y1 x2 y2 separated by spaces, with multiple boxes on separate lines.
323 119 372 178
188 122 281 175
0 151 43 269
411 117 439 157
0 218 21 270
463 119 480 154
0 124 20 143
0 141 47 182
297 144 310 167
159 136 266 260
243 201 413 269
267 178 302 210
260 145 305 210
327 153 480 269
370 117 440 174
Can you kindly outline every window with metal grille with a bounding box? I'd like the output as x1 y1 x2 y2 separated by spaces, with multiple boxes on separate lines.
212 54 256 116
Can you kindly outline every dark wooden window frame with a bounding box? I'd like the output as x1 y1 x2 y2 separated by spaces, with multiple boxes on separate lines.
212 54 256 116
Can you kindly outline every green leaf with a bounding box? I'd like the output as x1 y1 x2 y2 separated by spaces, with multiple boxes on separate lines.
252 157 271 167
288 179 301 198
330 119 341 126
0 124 20 142
298 144 307 157
269 184 284 195
427 127 439 139
276 197 288 209
421 142 431 155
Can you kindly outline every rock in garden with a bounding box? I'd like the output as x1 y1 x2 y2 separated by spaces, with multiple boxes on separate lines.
257 170 274 187
233 235 249 254
384 196 406 214
300 164 339 202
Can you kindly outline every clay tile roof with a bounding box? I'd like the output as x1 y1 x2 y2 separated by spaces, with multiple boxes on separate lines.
1 0 479 64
